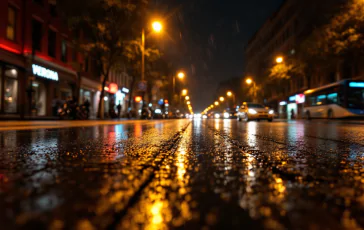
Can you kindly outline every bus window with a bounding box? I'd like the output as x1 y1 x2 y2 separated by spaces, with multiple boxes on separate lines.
327 93 338 104
308 96 316 106
347 88 364 109
316 95 327 105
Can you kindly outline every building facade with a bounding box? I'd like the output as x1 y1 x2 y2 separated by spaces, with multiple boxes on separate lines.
244 0 347 118
0 0 81 118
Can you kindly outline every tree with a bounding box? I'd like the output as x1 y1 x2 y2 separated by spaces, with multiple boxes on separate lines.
303 0 364 79
269 60 305 80
59 0 148 118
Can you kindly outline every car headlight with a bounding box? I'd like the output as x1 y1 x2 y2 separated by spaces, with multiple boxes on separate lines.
215 114 220 119
269 110 274 115
223 112 230 119
202 115 207 119
248 109 257 115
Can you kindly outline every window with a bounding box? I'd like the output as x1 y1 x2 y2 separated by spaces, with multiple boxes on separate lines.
6 7 16 41
50 3 57 17
32 20 43 51
327 93 338 104
347 88 364 109
316 95 327 106
4 67 18 113
33 0 43 5
48 29 56 58
84 56 89 72
61 40 67 63
72 49 77 62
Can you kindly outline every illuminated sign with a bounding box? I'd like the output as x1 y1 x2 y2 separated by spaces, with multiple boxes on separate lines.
32 64 58 81
349 82 364 88
121 87 129 93
295 94 305 104
289 96 296 102
279 101 287 106
108 83 118 94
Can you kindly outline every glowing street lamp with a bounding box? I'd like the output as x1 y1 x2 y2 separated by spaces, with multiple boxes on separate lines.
185 96 190 100
245 77 257 102
187 101 191 105
214 101 219 106
246 78 253 85
227 91 233 97
276 56 284 64
140 20 163 109
177 71 185 79
182 89 188 96
219 97 225 102
152 21 163 33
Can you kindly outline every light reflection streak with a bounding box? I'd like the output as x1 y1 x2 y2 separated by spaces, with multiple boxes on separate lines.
214 119 220 130
247 122 257 147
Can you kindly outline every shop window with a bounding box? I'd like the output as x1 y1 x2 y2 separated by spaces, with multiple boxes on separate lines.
32 81 46 116
48 29 56 58
32 19 43 51
61 40 67 63
4 67 18 113
6 7 17 41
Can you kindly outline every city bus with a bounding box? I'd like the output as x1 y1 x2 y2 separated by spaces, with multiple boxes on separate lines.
304 80 364 119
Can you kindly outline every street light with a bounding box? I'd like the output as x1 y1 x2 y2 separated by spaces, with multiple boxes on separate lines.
152 21 163 33
187 101 191 105
276 56 284 64
141 20 163 108
227 91 236 107
214 101 219 106
219 97 225 102
185 96 190 100
177 71 185 79
245 77 257 103
182 89 188 96
173 72 186 108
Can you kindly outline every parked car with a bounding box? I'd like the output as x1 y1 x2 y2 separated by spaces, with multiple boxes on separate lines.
237 102 274 122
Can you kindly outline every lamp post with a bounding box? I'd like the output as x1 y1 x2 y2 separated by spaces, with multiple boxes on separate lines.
246 78 257 103
227 91 236 107
141 21 162 107
276 56 284 64
173 71 185 106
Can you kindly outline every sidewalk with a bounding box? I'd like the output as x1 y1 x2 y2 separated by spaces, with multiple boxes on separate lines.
0 119 145 131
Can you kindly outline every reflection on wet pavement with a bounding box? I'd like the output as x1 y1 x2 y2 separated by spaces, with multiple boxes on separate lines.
0 119 364 229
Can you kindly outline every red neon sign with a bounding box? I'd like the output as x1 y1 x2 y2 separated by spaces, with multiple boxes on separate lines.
108 83 118 94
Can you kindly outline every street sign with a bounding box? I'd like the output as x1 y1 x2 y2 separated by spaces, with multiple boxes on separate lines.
137 81 147 92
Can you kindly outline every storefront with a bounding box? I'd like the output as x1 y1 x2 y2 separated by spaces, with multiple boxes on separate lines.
286 94 306 119
0 64 21 114
29 60 77 117
80 76 101 118
104 83 118 117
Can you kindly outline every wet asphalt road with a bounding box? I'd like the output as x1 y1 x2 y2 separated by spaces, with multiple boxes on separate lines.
0 119 364 230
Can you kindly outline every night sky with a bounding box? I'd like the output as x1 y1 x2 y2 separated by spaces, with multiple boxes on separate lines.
156 0 284 111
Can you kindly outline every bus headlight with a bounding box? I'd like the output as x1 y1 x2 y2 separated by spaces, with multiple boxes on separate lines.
248 109 257 115
269 110 274 115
